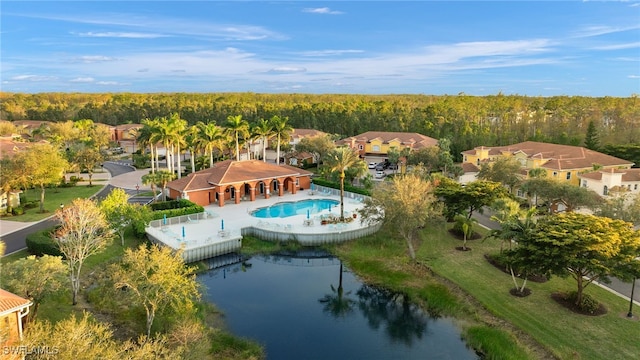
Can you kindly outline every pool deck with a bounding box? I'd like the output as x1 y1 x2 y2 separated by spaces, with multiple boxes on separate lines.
146 188 380 262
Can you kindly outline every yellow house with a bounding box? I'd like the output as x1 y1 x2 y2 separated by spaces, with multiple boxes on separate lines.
337 131 438 160
461 141 634 186
0 288 32 352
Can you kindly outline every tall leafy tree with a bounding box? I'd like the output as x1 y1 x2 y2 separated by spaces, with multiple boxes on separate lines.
0 157 21 214
270 115 293 165
2 255 67 320
477 156 523 192
18 143 69 213
225 115 250 161
100 188 138 246
359 173 442 261
111 244 200 338
324 147 364 221
513 213 640 306
293 134 336 166
73 145 104 186
54 198 113 305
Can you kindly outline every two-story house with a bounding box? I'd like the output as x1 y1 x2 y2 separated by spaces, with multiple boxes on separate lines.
460 141 634 186
337 131 438 164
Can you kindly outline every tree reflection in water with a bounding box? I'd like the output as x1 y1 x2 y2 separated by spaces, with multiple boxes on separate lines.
318 262 356 317
356 284 429 346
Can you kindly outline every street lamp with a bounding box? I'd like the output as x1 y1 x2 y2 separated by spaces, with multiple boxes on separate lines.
628 277 636 318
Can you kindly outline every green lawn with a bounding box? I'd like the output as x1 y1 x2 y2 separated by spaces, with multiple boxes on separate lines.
330 222 640 360
3 185 105 222
422 223 639 360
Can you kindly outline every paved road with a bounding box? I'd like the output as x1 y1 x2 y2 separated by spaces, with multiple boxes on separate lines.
1 162 138 255
2 217 59 255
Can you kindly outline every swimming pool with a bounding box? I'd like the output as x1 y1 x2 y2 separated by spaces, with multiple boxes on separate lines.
251 199 340 218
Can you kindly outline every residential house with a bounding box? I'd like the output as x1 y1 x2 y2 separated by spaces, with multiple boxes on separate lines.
0 288 32 349
579 168 640 197
337 131 438 164
166 159 313 207
460 141 634 186
112 124 143 153
265 128 328 163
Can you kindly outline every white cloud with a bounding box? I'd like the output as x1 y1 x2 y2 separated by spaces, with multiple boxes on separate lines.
96 81 120 85
74 55 118 63
592 42 640 50
300 50 364 57
70 77 95 82
302 7 344 15
267 67 307 74
10 74 56 81
628 75 640 79
572 24 640 38
75 31 168 39
19 12 287 41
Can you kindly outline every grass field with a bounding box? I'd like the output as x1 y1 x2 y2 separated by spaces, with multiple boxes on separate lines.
2 185 104 222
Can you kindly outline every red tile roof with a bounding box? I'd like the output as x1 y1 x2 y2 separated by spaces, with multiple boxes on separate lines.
462 141 633 170
579 168 640 182
168 160 313 192
337 131 438 150
0 288 32 316
292 129 327 140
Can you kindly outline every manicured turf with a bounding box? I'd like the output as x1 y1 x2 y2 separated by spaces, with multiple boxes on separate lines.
422 222 640 360
3 185 105 222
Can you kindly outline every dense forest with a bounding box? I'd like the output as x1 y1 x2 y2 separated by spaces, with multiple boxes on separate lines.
1 92 638 163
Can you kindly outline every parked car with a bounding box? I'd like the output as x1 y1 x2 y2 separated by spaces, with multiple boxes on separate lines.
375 171 386 179
368 162 378 169
375 163 385 171
388 163 398 170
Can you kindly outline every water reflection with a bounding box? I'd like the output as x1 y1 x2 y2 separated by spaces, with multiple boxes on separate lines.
318 262 356 318
198 251 477 359
357 285 428 346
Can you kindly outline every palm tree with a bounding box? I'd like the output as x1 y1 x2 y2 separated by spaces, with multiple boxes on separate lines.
324 147 362 221
142 170 176 202
225 115 249 161
184 126 201 174
270 115 292 165
486 207 538 294
168 114 188 178
252 118 273 162
197 122 226 168
137 118 163 173
454 214 478 251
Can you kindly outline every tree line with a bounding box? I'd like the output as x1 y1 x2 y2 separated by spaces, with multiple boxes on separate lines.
2 92 638 162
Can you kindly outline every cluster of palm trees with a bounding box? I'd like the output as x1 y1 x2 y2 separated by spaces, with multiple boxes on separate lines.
135 113 294 178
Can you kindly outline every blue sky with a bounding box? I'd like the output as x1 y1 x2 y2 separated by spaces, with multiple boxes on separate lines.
2 1 639 96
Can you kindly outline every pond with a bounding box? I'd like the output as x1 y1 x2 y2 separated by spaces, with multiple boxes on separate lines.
198 251 478 359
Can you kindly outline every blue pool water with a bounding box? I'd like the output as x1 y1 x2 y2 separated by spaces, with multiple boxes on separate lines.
251 199 340 218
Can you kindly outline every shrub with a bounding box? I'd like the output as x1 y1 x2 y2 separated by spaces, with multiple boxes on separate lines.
566 291 601 314
23 200 39 210
150 199 196 211
26 227 64 257
11 207 24 216
311 178 371 196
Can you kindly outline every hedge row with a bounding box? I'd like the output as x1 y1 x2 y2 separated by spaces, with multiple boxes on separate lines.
150 205 205 221
311 178 371 196
26 227 64 257
150 199 196 211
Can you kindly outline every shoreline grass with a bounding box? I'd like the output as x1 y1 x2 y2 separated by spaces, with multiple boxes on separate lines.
325 220 640 360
